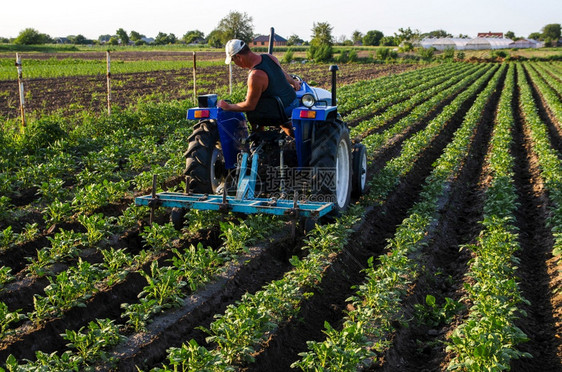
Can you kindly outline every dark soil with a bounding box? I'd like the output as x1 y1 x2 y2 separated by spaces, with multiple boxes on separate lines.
0 50 417 120
1 59 560 371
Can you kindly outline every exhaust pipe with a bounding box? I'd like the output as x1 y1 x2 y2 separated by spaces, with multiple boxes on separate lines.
268 27 275 54
329 65 339 106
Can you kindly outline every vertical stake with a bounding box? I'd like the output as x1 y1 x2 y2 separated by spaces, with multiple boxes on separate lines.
192 51 197 104
15 53 26 130
150 174 157 224
106 51 112 115
291 190 298 240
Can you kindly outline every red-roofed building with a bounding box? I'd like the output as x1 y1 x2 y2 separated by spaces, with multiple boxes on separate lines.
477 32 504 38
250 34 288 48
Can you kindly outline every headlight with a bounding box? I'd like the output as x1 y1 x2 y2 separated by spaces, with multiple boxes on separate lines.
301 93 316 108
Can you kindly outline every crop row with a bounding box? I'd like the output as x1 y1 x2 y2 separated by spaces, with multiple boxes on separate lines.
446 63 531 370
1 211 286 370
525 62 562 125
342 63 472 123
356 64 490 153
338 63 466 117
293 62 505 370
517 64 562 285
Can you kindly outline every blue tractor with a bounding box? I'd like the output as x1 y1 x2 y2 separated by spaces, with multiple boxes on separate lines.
135 65 367 229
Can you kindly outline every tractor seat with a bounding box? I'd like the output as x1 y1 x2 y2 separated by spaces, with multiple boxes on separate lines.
246 96 290 130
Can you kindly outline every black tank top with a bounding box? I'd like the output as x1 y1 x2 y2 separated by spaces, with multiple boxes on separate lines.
252 54 296 107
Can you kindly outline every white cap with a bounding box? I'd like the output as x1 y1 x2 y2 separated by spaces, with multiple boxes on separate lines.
225 39 246 64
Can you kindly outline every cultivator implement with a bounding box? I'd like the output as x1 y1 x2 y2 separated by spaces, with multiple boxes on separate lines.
135 190 333 218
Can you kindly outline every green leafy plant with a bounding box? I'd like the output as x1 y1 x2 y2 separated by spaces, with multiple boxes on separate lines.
37 177 67 203
0 302 26 339
156 339 234 372
63 318 123 364
78 213 114 247
139 261 187 308
414 294 464 327
0 266 14 288
0 226 16 250
141 222 179 252
43 199 73 225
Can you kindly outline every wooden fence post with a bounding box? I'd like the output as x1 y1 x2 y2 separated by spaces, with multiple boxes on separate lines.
229 63 232 95
106 51 112 115
15 53 26 129
192 51 197 104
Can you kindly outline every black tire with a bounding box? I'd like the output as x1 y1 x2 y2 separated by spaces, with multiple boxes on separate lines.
310 122 352 213
170 207 185 230
352 143 367 197
184 120 225 194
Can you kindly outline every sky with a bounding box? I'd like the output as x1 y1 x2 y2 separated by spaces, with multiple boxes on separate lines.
1 0 559 41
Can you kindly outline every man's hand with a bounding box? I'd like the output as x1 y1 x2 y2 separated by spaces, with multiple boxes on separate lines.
292 79 301 91
217 100 231 110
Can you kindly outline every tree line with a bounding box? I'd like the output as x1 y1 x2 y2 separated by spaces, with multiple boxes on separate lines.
2 11 559 52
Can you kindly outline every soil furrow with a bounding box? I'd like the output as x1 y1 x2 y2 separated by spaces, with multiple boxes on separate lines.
509 67 561 371
372 62 504 372
522 64 562 155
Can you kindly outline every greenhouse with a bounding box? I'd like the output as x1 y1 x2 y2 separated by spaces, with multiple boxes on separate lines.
464 37 513 50
429 38 470 50
509 39 543 48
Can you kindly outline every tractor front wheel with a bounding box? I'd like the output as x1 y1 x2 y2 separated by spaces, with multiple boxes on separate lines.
310 122 352 214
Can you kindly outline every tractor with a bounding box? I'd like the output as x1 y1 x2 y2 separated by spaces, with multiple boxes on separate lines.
135 64 367 230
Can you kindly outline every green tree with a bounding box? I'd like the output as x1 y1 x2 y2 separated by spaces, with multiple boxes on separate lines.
423 29 452 38
528 32 542 40
129 30 145 42
362 30 383 46
380 36 398 46
14 28 51 45
154 32 175 45
310 22 333 46
505 31 516 40
307 22 334 62
215 11 254 44
287 34 304 46
352 30 363 45
207 29 224 48
69 34 91 45
395 27 419 42
98 34 112 43
542 23 561 42
182 30 205 44
116 28 129 45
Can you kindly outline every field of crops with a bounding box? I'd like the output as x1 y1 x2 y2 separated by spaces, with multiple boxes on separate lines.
0 59 561 371
0 51 415 120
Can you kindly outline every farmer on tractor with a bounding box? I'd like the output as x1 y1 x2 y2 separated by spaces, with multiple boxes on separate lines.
217 39 301 136
135 33 369 229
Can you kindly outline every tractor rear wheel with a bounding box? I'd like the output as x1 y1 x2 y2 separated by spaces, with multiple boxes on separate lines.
184 120 226 194
310 122 352 214
352 143 367 197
